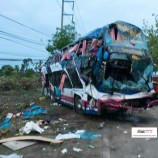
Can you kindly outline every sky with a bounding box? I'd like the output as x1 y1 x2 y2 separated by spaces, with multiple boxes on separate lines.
0 0 157 60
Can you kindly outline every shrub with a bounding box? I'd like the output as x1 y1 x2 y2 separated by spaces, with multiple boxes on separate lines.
0 76 16 90
19 77 34 90
24 69 36 78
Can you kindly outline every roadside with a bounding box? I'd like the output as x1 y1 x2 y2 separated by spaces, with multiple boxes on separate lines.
0 88 158 158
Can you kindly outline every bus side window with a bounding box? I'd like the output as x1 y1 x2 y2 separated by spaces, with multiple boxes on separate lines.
64 74 72 88
52 71 62 87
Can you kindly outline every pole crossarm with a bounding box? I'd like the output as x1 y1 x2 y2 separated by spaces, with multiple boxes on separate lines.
61 0 74 29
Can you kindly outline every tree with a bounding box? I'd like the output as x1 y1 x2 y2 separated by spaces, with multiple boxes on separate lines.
143 14 158 66
0 65 14 76
21 58 33 73
46 24 79 54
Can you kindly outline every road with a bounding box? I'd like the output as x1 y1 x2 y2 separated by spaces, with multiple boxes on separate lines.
0 96 158 158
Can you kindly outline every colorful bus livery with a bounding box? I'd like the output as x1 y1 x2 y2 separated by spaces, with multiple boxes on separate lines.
41 21 158 115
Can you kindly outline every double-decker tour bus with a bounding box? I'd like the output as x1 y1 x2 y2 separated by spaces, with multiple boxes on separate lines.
41 21 158 115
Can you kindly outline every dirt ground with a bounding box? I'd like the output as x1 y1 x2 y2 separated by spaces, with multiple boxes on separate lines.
0 88 158 158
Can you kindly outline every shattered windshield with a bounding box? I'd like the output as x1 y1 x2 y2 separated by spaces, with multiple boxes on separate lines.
99 51 153 94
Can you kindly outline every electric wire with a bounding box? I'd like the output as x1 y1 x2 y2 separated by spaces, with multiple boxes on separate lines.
0 13 51 37
75 1 87 34
55 0 62 8
0 36 48 53
0 30 45 46
67 1 84 35
73 11 84 35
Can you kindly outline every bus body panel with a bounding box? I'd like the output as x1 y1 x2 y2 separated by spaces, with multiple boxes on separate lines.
41 21 158 115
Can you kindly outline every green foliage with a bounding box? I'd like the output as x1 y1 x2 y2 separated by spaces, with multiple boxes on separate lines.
0 65 14 76
24 69 36 78
46 24 79 54
19 77 34 90
0 58 42 91
34 60 42 72
143 14 158 65
0 76 15 90
21 58 33 73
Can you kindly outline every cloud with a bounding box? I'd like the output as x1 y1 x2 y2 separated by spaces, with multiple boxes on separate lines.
0 0 157 61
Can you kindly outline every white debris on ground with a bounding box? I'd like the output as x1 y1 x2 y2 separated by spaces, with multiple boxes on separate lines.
0 153 23 158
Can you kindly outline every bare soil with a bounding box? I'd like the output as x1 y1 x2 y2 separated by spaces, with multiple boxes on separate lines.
0 88 158 158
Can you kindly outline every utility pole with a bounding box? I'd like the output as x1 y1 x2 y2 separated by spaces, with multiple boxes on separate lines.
61 0 64 29
61 0 74 29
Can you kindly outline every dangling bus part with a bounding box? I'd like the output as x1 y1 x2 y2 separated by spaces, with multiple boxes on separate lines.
41 21 158 115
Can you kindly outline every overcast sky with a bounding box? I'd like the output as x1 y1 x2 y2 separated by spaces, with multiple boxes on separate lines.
0 0 157 60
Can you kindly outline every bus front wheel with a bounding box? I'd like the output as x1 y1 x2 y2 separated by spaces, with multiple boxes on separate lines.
74 96 84 114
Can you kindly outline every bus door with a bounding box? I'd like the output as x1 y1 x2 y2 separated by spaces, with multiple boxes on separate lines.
59 73 74 106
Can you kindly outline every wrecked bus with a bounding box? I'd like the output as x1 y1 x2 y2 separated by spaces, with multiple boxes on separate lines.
41 21 158 115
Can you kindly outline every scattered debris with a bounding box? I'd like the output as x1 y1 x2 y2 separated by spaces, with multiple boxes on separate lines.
37 119 50 125
2 140 37 151
55 133 80 140
22 105 47 119
61 148 67 154
6 113 13 119
39 97 46 101
43 126 50 130
75 130 102 140
0 153 23 158
12 112 22 119
36 120 44 126
98 122 104 129
55 130 102 140
59 118 67 122
52 102 58 106
0 113 13 129
89 145 95 149
63 123 69 126
30 102 35 106
19 121 44 134
73 147 82 152
75 130 85 134
51 120 60 125
123 131 128 134
0 136 64 144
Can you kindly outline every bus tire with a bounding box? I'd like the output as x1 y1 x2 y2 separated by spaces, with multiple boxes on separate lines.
74 96 84 114
43 86 49 98
50 88 55 101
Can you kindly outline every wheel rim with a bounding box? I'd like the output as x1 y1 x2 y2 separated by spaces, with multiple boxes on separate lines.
77 100 82 109
75 98 83 114
50 89 54 100
43 87 48 97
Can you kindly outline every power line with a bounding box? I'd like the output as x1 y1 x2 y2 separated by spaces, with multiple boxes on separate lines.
68 3 84 34
0 36 48 53
73 15 84 35
0 13 51 37
0 30 46 46
75 1 86 34
0 51 22 55
66 1 85 35
0 51 47 60
55 0 62 8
